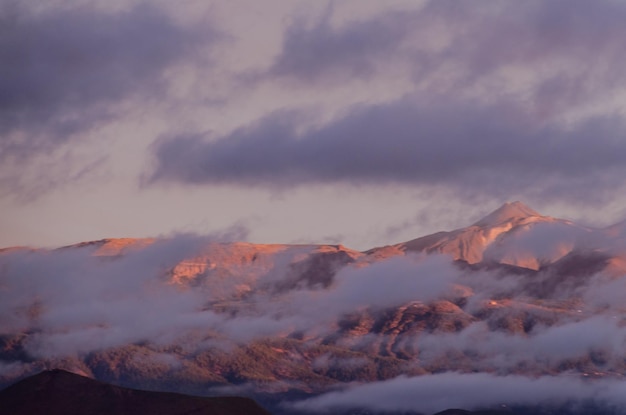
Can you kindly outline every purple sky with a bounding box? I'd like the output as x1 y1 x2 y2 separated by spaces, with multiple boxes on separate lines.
2 0 626 249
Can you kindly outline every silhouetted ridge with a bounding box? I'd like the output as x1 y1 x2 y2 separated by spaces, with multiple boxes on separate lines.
434 410 512 415
0 369 271 415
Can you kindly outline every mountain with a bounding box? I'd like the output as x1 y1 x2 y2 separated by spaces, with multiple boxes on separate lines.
2 201 626 415
0 369 271 415
367 201 594 270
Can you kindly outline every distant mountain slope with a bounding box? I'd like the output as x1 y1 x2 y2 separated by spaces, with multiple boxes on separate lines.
368 201 602 270
3 202 626 414
0 369 271 415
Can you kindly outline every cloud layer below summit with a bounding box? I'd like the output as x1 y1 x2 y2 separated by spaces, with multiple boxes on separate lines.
291 372 626 414
2 208 626 363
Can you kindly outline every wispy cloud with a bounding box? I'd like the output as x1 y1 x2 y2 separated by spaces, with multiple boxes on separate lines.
0 1 219 199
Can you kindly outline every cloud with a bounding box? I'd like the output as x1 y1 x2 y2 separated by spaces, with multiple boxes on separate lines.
148 0 626 206
0 236 459 356
290 372 626 414
0 234 231 357
191 253 459 343
267 4 414 84
149 95 626 203
0 1 218 198
268 0 626 102
582 274 626 310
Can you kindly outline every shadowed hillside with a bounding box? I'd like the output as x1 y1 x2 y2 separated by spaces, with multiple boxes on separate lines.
0 369 271 415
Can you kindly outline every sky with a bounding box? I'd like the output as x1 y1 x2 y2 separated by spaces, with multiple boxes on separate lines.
2 0 626 250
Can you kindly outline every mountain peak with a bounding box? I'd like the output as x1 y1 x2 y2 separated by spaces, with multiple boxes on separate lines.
473 201 541 227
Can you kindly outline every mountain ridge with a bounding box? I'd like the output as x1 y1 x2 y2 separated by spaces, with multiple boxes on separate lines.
370 201 578 268
2 202 620 274
0 201 612 256
3 201 626 414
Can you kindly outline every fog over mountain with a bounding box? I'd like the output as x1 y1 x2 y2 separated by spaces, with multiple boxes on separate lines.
3 202 626 414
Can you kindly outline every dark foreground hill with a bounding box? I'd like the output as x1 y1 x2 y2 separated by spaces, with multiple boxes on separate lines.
433 410 511 415
0 369 272 415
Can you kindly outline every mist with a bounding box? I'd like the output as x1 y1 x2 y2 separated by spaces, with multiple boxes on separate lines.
291 372 626 414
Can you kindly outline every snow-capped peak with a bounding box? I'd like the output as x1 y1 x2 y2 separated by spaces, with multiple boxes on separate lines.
473 201 542 227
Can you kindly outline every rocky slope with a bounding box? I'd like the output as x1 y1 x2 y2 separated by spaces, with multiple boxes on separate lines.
369 201 597 269
2 202 626 414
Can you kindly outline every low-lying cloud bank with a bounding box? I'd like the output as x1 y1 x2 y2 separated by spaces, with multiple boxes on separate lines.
415 316 626 373
290 372 626 414
2 225 626 401
0 235 223 357
0 239 459 358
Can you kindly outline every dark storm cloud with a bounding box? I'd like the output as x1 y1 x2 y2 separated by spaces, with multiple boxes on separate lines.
191 253 459 343
483 221 592 265
0 2 216 162
414 316 626 375
149 96 626 201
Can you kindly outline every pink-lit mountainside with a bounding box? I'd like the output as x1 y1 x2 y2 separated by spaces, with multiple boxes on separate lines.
3 202 626 414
